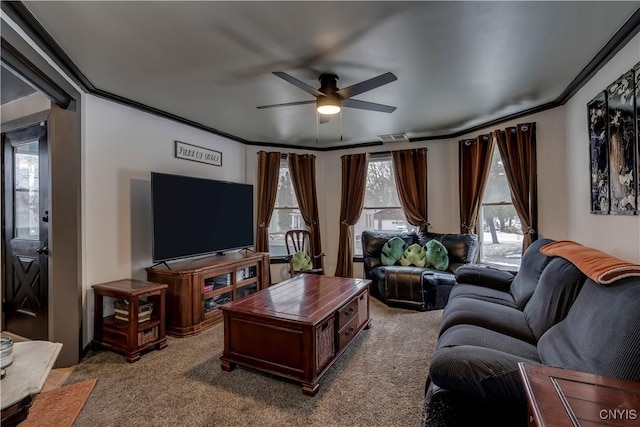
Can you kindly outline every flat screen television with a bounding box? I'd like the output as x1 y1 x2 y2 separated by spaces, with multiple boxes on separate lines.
151 172 254 262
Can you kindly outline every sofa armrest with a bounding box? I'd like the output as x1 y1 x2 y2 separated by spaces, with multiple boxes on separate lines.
455 265 515 290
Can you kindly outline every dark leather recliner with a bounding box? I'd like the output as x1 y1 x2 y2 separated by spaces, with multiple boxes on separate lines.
361 231 480 311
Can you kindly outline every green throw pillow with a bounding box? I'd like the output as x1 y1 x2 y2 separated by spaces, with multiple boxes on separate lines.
425 239 449 271
400 243 427 267
292 251 313 271
381 237 407 266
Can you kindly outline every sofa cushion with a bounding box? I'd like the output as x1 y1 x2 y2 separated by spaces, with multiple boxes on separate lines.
523 257 586 340
400 243 426 267
538 277 640 382
425 239 449 271
455 265 515 290
418 232 479 264
440 297 535 343
363 231 416 270
438 325 540 361
448 284 519 309
429 345 540 406
381 236 407 266
510 238 554 309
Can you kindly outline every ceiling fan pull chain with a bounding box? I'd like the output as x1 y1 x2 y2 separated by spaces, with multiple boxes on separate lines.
316 111 319 144
340 110 343 141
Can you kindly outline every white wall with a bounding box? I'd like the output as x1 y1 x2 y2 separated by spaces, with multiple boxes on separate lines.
83 95 247 343
565 34 640 262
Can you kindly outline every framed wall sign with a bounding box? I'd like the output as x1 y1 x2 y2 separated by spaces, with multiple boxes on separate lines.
175 141 222 167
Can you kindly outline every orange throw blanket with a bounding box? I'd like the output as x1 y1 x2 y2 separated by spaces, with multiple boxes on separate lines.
540 240 640 285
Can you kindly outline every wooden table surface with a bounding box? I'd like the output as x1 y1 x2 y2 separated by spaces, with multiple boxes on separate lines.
519 363 640 427
220 274 370 324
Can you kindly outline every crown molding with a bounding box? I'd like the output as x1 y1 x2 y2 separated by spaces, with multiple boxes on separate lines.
5 2 639 151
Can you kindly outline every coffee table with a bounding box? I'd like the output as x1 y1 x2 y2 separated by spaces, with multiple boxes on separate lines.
220 274 371 395
519 363 640 426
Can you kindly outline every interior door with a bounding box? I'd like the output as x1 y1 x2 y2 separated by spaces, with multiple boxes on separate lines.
2 122 49 339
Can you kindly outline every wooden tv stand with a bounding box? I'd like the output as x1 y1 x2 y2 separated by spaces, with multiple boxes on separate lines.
146 252 270 337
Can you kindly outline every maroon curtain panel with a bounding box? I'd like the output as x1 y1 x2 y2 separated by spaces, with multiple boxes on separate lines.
392 148 429 233
288 154 323 268
255 151 281 252
335 153 369 278
493 123 538 252
459 135 494 234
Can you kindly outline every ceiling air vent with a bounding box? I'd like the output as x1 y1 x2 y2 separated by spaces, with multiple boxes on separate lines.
378 133 409 143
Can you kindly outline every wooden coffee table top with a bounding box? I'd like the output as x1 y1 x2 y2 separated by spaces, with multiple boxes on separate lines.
519 363 640 427
219 274 370 325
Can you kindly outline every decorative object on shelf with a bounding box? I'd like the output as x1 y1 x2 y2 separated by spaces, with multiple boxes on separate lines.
113 299 153 323
174 140 222 167
607 70 636 214
588 91 609 214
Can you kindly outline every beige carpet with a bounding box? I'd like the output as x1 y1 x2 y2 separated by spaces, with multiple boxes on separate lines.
21 379 97 427
67 299 441 427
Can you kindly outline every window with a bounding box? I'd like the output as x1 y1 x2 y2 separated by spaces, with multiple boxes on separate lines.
479 147 523 268
353 156 414 257
268 159 303 256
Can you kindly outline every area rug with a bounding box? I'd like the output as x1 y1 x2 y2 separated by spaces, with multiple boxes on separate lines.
21 379 97 427
66 299 442 426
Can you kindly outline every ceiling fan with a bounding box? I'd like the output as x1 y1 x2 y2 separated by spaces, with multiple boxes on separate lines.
257 71 397 123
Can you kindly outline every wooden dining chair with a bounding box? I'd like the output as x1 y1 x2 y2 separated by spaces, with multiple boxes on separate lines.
285 229 325 276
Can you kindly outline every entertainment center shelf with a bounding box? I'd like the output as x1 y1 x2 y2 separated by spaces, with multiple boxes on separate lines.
146 251 270 337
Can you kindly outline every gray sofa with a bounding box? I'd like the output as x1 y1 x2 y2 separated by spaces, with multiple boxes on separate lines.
362 231 479 311
423 238 640 426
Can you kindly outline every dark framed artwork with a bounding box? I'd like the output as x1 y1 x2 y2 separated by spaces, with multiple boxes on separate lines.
588 91 609 213
607 70 636 214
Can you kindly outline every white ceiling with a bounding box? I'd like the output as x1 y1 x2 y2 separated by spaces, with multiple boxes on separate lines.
23 1 640 148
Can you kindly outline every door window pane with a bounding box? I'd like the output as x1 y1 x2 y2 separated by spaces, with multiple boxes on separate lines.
14 141 39 240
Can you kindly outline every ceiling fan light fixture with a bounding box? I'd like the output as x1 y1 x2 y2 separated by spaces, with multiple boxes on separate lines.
316 94 341 115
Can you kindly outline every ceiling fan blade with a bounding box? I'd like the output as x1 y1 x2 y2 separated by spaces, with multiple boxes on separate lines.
336 72 397 99
257 100 316 109
273 72 325 97
319 115 331 124
342 98 396 113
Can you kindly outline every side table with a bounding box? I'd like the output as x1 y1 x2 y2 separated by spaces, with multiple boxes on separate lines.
92 279 168 362
519 363 640 426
